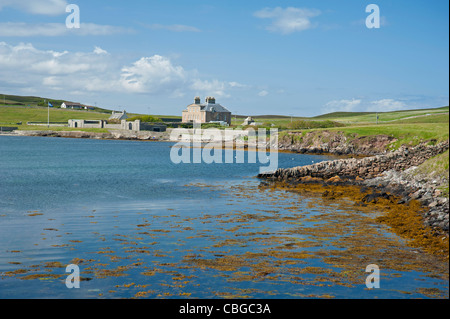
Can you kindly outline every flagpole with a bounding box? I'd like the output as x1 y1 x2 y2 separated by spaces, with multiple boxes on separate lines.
47 99 49 128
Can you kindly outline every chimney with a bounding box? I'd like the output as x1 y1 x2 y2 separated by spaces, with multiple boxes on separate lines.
194 96 201 104
206 96 215 104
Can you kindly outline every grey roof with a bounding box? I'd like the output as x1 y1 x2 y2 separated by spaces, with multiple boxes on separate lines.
64 102 82 107
188 103 230 113
109 111 128 120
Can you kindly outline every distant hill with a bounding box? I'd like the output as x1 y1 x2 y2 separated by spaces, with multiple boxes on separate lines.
313 111 374 119
0 93 112 114
314 106 449 120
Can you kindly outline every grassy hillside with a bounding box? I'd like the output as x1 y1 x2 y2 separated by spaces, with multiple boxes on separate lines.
335 122 448 150
0 106 112 123
0 93 112 113
231 106 448 128
0 105 144 131
313 106 449 124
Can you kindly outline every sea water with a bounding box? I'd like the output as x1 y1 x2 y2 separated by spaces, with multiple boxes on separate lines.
0 136 448 299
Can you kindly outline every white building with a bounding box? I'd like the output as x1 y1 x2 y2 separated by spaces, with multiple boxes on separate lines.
61 102 83 110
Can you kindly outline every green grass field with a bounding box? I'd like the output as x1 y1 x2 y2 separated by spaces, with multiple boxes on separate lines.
0 106 110 123
231 106 448 127
0 93 113 113
0 106 112 131
313 106 449 123
0 105 144 131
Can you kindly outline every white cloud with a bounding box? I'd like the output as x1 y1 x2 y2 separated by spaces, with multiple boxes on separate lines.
120 55 187 94
324 99 362 113
0 41 244 100
0 22 132 37
0 42 118 92
323 98 409 113
366 99 407 112
0 23 66 37
0 0 68 15
93 46 108 55
254 7 321 34
76 23 133 36
146 24 201 32
258 90 269 97
228 81 247 88
190 79 230 98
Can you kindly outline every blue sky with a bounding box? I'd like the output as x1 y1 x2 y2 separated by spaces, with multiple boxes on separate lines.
0 0 448 116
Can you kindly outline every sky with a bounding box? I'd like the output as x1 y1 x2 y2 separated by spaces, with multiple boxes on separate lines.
0 0 448 117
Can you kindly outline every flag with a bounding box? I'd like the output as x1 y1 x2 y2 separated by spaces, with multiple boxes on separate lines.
48 102 53 108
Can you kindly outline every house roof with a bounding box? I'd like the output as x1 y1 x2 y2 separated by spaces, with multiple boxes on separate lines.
63 102 82 107
187 103 231 113
109 111 128 120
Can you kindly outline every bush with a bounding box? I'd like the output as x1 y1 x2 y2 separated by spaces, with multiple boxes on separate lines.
200 123 224 129
128 115 162 123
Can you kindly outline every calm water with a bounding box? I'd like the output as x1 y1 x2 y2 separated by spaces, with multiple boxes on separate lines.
0 135 448 299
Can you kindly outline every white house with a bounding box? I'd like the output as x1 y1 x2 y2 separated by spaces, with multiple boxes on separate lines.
61 102 83 110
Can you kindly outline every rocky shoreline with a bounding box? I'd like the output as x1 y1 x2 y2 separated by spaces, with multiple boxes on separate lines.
259 141 450 235
364 167 449 234
6 129 169 141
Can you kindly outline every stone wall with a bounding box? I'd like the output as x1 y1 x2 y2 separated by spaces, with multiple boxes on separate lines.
0 126 18 132
259 141 449 181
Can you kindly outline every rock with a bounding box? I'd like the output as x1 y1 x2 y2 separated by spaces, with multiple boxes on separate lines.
326 176 341 183
429 201 439 208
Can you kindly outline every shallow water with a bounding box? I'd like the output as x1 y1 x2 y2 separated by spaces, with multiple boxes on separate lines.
0 136 448 299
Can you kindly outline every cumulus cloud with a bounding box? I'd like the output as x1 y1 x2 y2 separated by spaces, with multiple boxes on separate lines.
323 98 410 113
228 81 247 88
93 46 108 55
120 55 187 94
254 7 321 34
366 99 407 112
0 0 68 15
0 42 119 92
0 41 242 99
190 79 232 98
